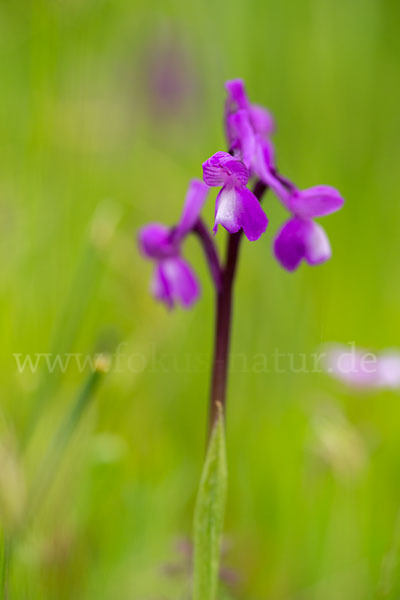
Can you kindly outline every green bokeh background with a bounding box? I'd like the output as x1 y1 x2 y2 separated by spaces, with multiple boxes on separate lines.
1 0 400 598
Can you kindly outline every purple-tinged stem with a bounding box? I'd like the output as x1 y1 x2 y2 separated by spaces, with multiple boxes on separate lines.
208 180 267 432
193 218 223 292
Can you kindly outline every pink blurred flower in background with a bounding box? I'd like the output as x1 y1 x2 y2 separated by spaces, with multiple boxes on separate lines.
138 27 201 120
324 344 400 390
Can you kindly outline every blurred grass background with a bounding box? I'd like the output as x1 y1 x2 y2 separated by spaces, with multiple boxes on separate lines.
1 0 400 598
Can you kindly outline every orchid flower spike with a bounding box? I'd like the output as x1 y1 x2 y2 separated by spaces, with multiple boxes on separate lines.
202 151 268 241
138 179 209 309
139 77 344 311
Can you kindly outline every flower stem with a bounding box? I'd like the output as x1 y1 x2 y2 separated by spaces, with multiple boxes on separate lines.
208 181 267 433
193 218 222 291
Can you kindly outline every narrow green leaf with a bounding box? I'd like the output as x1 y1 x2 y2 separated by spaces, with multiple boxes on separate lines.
193 405 228 600
26 356 109 523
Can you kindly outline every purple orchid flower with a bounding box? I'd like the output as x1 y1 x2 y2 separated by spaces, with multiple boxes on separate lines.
138 179 209 309
202 151 268 241
273 185 344 271
225 79 275 144
224 80 276 181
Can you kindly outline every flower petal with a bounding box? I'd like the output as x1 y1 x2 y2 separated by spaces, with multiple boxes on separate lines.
274 217 331 271
214 186 268 241
138 223 174 259
303 221 331 265
274 218 306 271
151 262 173 308
213 187 241 235
225 80 275 139
289 186 344 218
226 110 256 167
202 152 248 187
174 179 209 241
155 257 199 308
227 111 278 186
249 104 275 136
252 141 292 205
238 186 269 241
225 79 249 112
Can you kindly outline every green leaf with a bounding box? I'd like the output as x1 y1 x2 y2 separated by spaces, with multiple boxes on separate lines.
193 405 228 600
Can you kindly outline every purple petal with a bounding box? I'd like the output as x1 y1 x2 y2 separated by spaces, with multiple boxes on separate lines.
213 188 240 235
249 104 275 136
227 111 277 184
237 186 269 241
214 186 268 241
252 137 277 181
174 179 209 241
289 186 344 218
252 141 292 206
152 257 199 309
303 221 331 265
225 79 250 112
202 152 248 187
225 80 275 139
257 136 276 171
274 218 305 271
274 217 331 271
151 261 173 308
138 223 174 259
226 110 256 167
225 80 251 149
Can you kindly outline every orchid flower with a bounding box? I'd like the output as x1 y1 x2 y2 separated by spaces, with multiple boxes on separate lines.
138 179 209 309
202 151 268 241
224 79 276 180
273 185 344 271
224 78 275 148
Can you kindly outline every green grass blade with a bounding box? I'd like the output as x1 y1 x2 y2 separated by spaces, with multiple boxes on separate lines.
26 355 109 523
193 405 228 600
